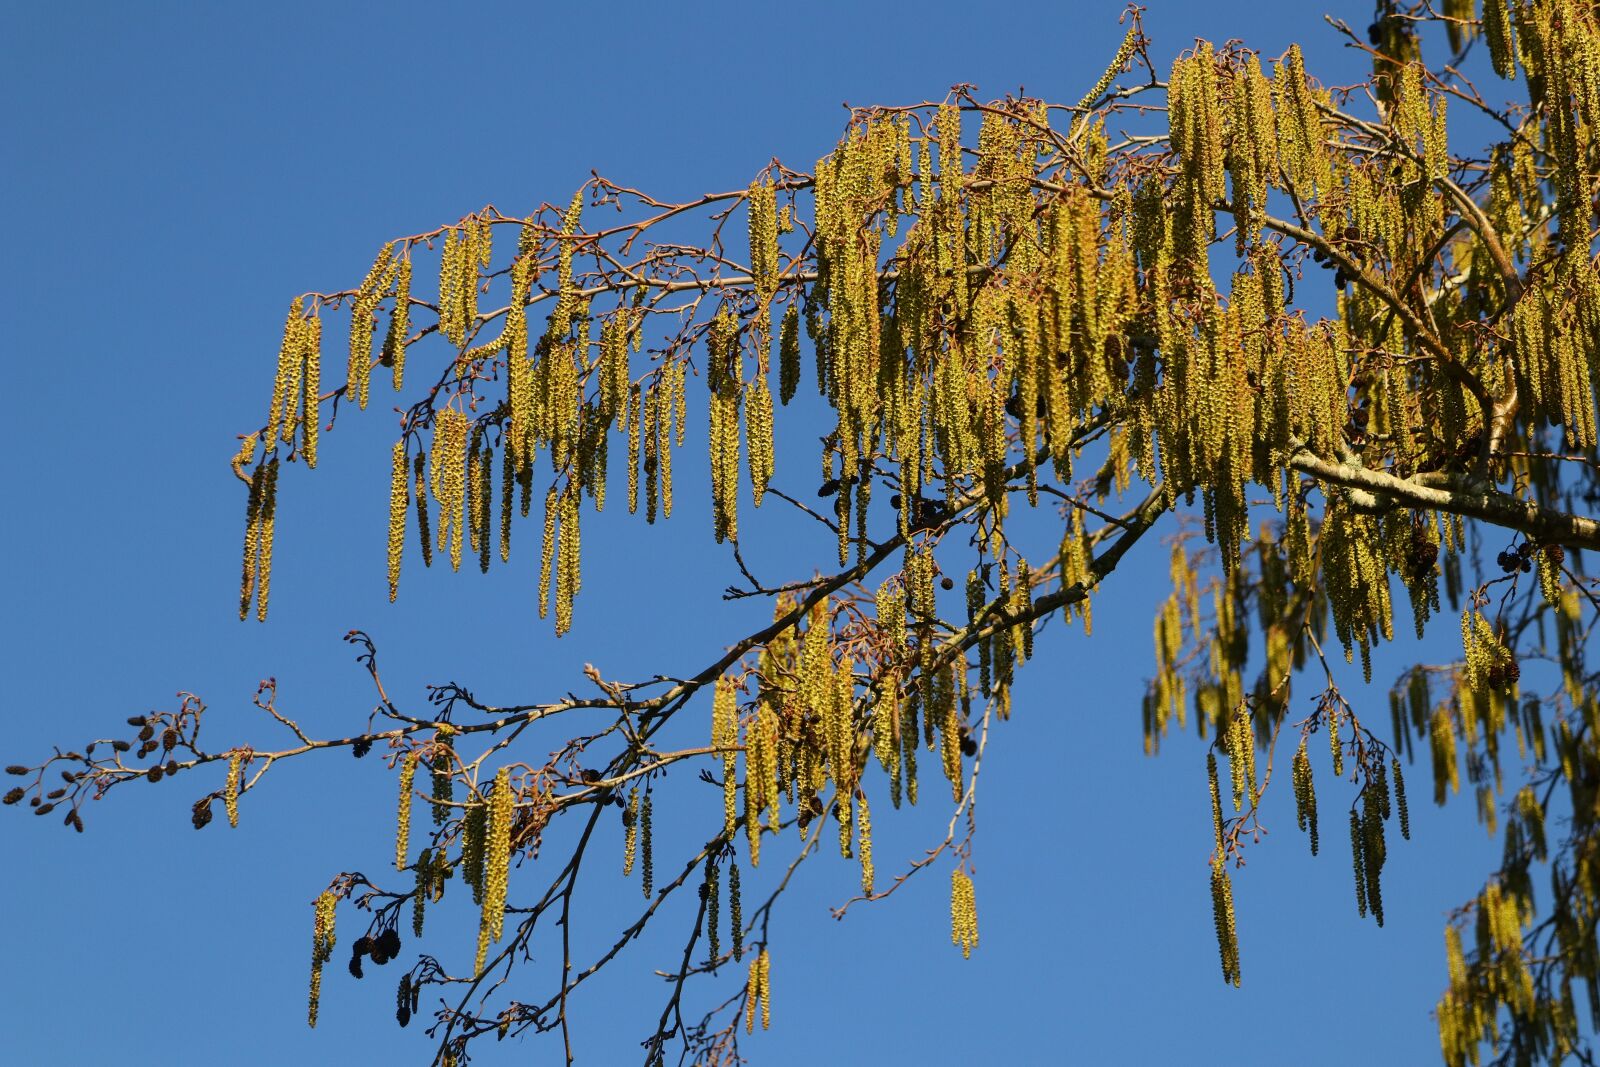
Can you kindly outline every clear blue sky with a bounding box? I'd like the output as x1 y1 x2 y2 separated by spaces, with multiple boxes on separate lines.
0 2 1535 1064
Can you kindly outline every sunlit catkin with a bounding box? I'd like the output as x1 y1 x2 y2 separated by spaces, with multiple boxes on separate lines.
1291 738 1318 854
225 749 243 828
714 676 739 840
396 751 419 871
254 459 280 623
1209 858 1240 986
623 785 639 876
300 311 321 467
745 955 760 1034
383 256 412 392
485 767 512 942
308 890 337 1028
539 486 557 619
387 441 408 602
1208 752 1225 853
858 790 874 895
476 767 513 973
951 869 979 959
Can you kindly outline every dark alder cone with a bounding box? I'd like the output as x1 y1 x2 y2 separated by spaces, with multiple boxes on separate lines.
3 787 25 805
137 725 155 742
580 768 603 784
35 802 55 816
145 765 163 784
5 765 28 776
111 740 131 753
349 951 364 979
808 795 824 816
46 788 65 800
67 811 83 833
940 576 955 591
1505 660 1522 685
961 736 978 757
125 717 146 728
1545 544 1566 566
376 927 401 962
137 741 157 759
889 494 903 510
161 729 178 752
191 798 214 830
352 934 375 959
165 761 178 777
817 478 840 497
352 738 373 759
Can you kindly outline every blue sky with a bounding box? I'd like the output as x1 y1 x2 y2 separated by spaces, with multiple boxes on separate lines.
0 2 1542 1064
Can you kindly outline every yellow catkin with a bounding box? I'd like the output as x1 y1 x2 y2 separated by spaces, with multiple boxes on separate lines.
238 457 265 620
476 767 513 974
396 751 419 871
623 785 639 876
265 299 302 451
384 256 412 391
254 459 279 622
748 179 779 302
858 791 874 894
1207 751 1225 853
300 311 321 467
539 486 557 619
307 890 337 1028
555 486 580 635
387 441 408 602
745 954 761 1034
627 383 642 514
349 243 396 411
758 948 772 1030
714 676 739 840
224 750 243 828
951 869 979 958
1209 858 1240 986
